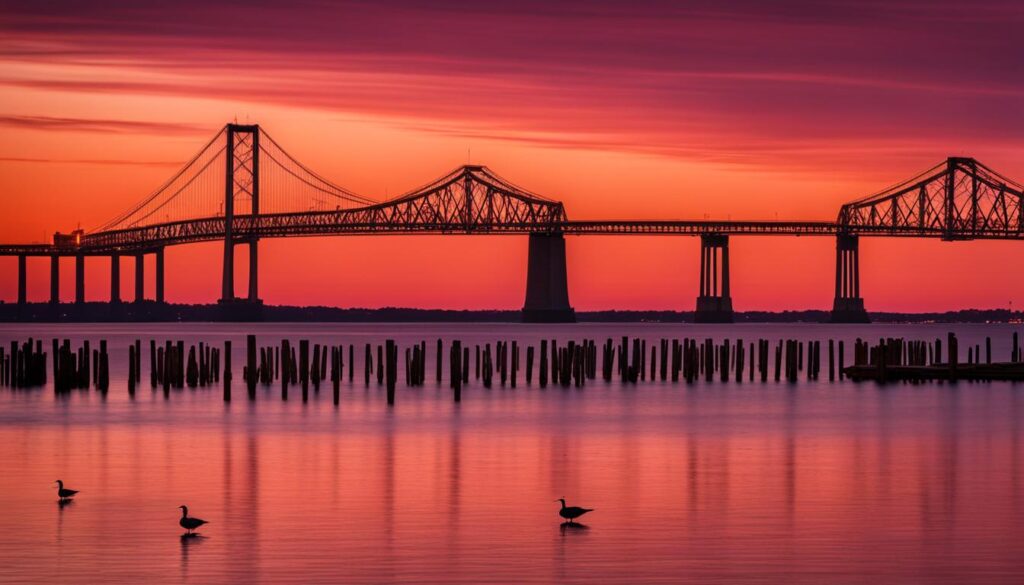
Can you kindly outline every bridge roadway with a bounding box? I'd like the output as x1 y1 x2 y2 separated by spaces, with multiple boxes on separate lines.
0 217 987 258
0 215 1011 325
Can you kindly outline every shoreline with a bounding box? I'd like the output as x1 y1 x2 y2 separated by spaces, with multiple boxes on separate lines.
1 303 1020 324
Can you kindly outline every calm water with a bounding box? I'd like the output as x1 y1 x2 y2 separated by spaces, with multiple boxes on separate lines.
1 323 1022 584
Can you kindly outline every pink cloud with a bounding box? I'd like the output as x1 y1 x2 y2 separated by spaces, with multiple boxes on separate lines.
1 1 1022 175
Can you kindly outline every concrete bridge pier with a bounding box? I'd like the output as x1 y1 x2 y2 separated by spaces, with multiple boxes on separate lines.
17 255 26 305
247 239 259 303
221 240 234 303
155 247 165 303
110 254 120 303
522 232 575 323
217 241 263 320
49 255 59 304
134 253 145 303
220 240 261 304
830 233 869 323
74 254 85 304
694 234 733 323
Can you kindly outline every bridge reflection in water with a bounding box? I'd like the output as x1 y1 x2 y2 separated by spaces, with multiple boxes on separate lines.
3 124 1023 323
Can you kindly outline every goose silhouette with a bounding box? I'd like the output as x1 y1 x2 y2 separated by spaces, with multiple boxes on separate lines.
556 498 592 523
54 480 78 501
178 505 209 535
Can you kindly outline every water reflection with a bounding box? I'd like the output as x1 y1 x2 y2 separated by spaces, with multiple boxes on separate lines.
222 432 259 582
1013 391 1021 509
784 389 797 522
180 533 206 579
3 323 1024 584
56 497 70 548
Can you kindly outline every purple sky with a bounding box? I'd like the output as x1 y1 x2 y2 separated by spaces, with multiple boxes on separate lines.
3 0 1023 171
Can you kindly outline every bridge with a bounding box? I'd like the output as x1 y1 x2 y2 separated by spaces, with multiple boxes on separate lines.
2 123 1023 323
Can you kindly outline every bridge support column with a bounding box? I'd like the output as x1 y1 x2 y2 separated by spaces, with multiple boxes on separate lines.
830 233 869 323
110 254 120 303
49 255 59 304
75 255 85 304
17 255 26 305
222 242 234 302
694 234 733 323
155 248 165 303
134 253 145 303
522 232 575 323
247 239 260 303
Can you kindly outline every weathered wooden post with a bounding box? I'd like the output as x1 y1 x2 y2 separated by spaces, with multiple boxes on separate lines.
385 339 396 406
299 339 309 401
539 339 548 388
948 332 958 380
826 339 833 381
246 335 257 399
526 345 535 384
376 345 384 386
436 339 443 383
332 346 340 405
451 339 462 402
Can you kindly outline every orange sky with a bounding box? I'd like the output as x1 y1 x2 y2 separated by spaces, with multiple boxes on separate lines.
1 1 1022 311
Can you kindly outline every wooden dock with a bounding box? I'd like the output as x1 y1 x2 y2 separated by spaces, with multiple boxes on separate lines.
844 361 1024 382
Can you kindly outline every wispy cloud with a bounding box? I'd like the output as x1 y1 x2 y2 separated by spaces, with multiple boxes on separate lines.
0 115 206 135
1 1 1022 172
0 156 181 166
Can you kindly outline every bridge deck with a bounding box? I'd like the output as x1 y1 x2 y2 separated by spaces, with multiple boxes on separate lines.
0 218 1018 256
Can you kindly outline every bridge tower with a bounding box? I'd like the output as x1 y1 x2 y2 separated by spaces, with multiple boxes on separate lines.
694 234 733 323
830 233 869 323
522 232 575 323
221 124 261 308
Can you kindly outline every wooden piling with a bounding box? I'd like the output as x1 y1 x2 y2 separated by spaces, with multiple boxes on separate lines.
436 339 443 384
364 343 372 387
385 339 396 405
451 340 462 402
526 345 535 384
539 340 548 388
300 339 309 402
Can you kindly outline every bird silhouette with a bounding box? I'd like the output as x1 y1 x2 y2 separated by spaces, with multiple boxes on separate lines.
54 480 78 501
178 505 209 535
556 498 593 523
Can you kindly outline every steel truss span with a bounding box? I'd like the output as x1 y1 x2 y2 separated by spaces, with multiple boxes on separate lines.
838 157 1024 240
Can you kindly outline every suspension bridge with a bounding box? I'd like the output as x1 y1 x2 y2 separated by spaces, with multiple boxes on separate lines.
2 123 1023 323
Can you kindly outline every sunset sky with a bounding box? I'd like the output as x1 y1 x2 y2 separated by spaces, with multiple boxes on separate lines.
1 0 1023 311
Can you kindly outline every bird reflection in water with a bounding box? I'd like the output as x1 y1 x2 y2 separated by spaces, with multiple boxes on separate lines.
180 532 206 578
560 522 590 534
